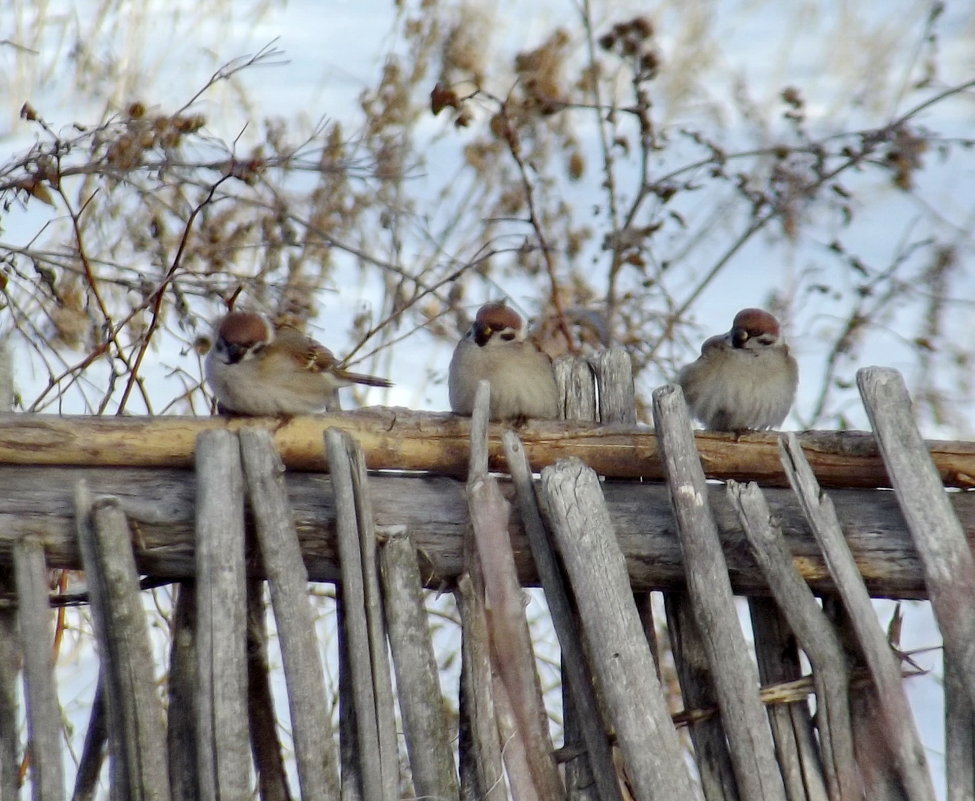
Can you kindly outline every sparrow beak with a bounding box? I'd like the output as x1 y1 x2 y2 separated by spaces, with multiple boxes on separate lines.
221 341 251 364
472 320 493 347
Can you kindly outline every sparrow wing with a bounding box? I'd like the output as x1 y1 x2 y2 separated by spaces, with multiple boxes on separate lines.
331 367 394 388
276 327 393 388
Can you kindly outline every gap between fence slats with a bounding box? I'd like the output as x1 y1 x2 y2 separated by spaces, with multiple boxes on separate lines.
71 677 108 801
0 567 21 801
167 584 198 801
245 577 293 801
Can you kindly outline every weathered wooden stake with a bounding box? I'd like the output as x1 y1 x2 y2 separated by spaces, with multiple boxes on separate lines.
380 527 459 801
652 383 786 801
194 429 251 800
858 366 975 711
456 570 506 801
503 430 622 801
0 567 20 801
728 479 862 801
944 659 975 801
13 538 65 801
780 433 935 801
240 427 340 801
542 457 702 801
75 484 171 801
326 428 398 801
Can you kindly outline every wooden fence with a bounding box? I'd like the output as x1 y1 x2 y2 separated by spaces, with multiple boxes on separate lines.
0 350 974 801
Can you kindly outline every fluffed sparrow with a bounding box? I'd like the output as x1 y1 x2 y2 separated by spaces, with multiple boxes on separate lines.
448 301 559 422
204 310 392 415
677 308 798 431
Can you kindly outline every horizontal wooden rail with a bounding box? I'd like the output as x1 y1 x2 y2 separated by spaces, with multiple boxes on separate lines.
0 462 967 599
2 410 975 488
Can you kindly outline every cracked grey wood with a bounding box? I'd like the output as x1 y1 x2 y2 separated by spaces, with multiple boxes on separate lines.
780 433 935 801
858 366 975 713
194 430 251 801
653 383 786 801
727 480 862 801
0 463 942 598
542 457 701 801
75 483 171 801
239 428 340 800
326 428 398 801
13 538 65 801
503 430 622 801
380 528 459 801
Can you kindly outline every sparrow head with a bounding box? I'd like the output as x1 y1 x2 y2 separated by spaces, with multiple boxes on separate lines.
467 301 525 348
729 308 782 350
212 311 275 365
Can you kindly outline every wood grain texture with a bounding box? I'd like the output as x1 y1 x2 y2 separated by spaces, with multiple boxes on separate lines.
379 529 459 801
75 485 171 801
728 480 863 801
239 428 340 800
858 367 975 711
542 457 702 801
653 383 786 801
193 430 251 801
4 410 975 488
13 539 65 801
0 462 967 598
503 431 622 801
781 433 936 801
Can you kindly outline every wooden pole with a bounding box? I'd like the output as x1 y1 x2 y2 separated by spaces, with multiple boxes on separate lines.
75 485 171 801
3 411 975 488
781 434 935 801
542 458 702 801
653 384 786 801
0 461 963 598
239 428 340 800
194 430 252 801
13 539 65 801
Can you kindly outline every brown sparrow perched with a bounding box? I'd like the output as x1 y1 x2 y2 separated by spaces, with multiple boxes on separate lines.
204 310 392 415
677 308 798 432
448 301 559 422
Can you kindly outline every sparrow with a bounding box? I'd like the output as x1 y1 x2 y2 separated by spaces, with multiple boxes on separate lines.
204 310 392 415
677 308 798 432
448 301 559 422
